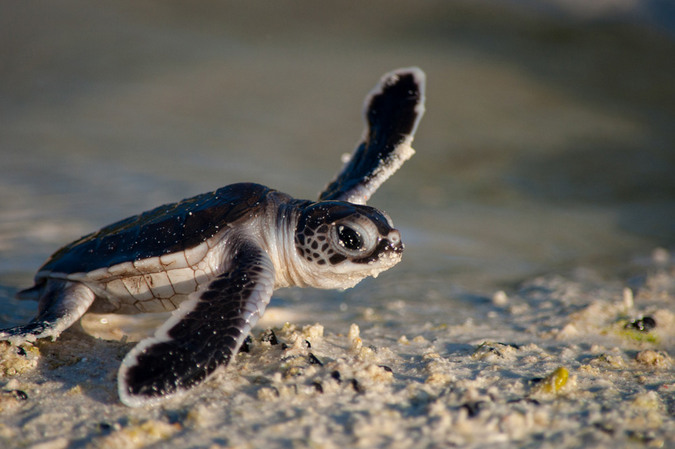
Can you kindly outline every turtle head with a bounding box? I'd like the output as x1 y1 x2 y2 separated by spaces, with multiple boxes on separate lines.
293 201 404 289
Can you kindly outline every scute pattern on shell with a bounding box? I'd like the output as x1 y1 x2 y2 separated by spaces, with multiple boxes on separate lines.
38 183 274 276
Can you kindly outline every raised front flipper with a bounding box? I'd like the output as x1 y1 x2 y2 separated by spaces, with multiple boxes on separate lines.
0 280 95 345
117 239 275 407
319 67 426 205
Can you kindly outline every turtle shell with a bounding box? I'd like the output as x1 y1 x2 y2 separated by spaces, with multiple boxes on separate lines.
36 183 274 278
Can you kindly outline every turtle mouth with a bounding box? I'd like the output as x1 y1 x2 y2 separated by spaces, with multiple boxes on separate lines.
387 239 405 257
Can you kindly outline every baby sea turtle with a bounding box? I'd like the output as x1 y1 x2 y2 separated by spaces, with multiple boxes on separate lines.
0 67 426 407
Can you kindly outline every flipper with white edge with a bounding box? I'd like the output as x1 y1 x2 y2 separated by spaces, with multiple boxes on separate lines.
320 67 426 205
118 239 275 407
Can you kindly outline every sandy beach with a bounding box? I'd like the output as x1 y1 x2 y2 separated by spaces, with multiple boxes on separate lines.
0 250 673 448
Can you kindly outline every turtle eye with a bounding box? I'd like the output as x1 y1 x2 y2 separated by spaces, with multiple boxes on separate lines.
329 217 378 258
337 225 363 251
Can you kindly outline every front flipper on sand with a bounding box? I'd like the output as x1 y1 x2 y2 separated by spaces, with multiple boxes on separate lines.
319 67 426 205
117 239 275 407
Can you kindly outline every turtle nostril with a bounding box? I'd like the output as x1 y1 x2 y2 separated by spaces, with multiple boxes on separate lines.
386 230 404 253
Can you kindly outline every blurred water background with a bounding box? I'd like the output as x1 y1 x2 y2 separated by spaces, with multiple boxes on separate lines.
1 0 674 331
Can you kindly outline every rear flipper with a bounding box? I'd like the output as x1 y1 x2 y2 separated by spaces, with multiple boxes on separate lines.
118 239 275 407
0 280 95 345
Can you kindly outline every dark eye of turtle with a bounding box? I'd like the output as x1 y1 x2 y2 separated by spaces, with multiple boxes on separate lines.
337 225 363 251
